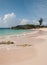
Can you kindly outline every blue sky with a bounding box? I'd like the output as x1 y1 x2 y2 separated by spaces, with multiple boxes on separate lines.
0 0 47 27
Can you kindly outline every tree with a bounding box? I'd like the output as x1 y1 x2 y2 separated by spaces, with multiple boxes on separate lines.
39 18 43 26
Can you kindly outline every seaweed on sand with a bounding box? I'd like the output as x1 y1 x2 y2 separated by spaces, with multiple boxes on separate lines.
16 44 32 47
0 41 14 45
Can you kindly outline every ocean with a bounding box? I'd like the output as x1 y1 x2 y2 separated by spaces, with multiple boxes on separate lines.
0 28 33 36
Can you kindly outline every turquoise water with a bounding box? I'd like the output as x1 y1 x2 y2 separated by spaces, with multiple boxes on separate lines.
0 29 33 36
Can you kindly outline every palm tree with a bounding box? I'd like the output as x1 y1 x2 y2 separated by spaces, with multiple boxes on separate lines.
39 18 43 26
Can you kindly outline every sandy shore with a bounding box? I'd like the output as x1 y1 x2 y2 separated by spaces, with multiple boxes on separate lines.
0 28 47 65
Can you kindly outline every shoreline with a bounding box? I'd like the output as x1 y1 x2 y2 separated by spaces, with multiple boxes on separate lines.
0 29 38 40
0 28 47 65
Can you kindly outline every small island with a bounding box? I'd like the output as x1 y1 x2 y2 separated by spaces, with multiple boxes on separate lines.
11 18 47 29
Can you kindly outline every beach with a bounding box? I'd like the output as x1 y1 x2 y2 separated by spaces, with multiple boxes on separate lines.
0 28 47 65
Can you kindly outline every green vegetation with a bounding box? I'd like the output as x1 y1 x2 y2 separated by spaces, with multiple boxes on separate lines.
11 24 37 29
11 18 47 29
11 24 47 29
38 18 43 26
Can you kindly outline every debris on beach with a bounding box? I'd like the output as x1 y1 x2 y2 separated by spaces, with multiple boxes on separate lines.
16 44 32 47
0 41 14 45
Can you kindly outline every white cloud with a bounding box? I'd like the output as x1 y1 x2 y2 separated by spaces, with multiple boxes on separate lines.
20 19 29 25
32 20 39 25
3 13 16 23
0 13 41 28
0 13 16 27
0 13 30 28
